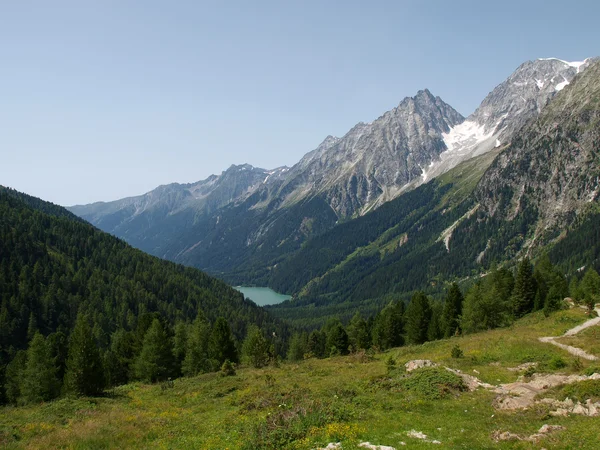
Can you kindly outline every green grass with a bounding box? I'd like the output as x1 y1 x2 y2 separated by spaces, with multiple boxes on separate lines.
2 307 599 449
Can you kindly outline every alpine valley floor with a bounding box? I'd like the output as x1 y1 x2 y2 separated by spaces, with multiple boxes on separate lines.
1 305 599 449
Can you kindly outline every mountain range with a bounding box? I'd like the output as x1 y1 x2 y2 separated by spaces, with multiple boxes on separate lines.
69 57 600 325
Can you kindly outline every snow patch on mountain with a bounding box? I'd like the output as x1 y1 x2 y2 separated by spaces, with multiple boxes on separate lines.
538 57 588 72
555 77 570 91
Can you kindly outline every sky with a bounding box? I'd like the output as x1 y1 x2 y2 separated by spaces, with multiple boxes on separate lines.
1 1 599 206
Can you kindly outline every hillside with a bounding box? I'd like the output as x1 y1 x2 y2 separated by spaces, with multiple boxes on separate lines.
0 186 289 402
1 306 599 449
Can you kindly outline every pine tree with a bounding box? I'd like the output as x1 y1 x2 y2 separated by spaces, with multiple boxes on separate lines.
104 329 135 387
287 332 308 361
182 311 212 376
347 312 371 351
21 332 60 403
325 323 349 356
441 283 463 338
580 268 600 311
307 330 326 358
512 257 537 318
427 302 443 341
242 325 270 368
209 317 238 365
64 314 105 396
172 322 189 376
461 283 510 333
4 350 27 404
135 318 176 382
405 292 432 345
372 302 404 350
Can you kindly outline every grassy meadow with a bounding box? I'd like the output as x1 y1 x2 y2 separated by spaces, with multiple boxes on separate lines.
1 307 599 449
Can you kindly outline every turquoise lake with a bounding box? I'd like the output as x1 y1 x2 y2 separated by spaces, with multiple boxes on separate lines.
235 286 292 306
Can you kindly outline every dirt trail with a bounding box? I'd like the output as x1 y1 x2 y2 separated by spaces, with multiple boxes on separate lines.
538 306 600 361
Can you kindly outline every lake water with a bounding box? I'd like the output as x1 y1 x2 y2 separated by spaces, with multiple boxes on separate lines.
235 286 291 306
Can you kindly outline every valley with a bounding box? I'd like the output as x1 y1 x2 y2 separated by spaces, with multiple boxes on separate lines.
2 13 600 447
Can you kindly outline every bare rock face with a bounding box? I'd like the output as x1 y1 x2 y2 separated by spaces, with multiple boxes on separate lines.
276 89 464 217
475 59 600 249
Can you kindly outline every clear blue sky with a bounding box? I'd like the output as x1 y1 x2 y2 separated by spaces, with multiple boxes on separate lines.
1 1 598 205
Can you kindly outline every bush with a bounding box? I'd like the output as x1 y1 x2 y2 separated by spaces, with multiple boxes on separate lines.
548 356 567 370
450 344 464 359
220 359 236 377
395 367 467 399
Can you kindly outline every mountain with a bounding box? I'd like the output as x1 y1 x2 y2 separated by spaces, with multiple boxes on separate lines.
267 59 600 327
69 58 596 287
0 185 290 389
69 164 290 256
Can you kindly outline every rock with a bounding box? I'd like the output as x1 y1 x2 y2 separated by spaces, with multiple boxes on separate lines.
573 403 589 415
405 360 438 372
318 443 342 450
406 430 428 439
492 430 522 442
537 424 565 435
359 442 396 450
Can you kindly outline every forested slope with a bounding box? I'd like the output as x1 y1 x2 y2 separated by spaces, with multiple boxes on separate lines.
0 186 289 401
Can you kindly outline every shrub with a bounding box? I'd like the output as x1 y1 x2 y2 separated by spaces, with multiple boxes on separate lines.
548 356 567 370
450 344 464 359
220 359 236 377
397 367 467 399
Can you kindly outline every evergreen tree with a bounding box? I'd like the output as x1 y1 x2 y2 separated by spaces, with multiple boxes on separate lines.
21 333 60 403
427 301 443 342
287 332 308 361
307 329 326 358
182 311 212 376
64 314 105 396
135 318 176 382
242 325 270 368
104 329 135 387
209 317 238 365
4 350 26 404
441 283 463 338
325 323 349 356
347 312 371 351
405 292 432 345
580 268 600 311
372 302 404 350
461 283 510 333
512 257 537 318
172 322 189 376
47 331 69 382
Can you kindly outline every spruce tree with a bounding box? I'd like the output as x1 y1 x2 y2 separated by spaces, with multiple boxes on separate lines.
209 317 238 365
441 283 463 338
64 314 105 396
405 292 432 345
427 302 443 342
512 257 537 318
182 311 212 376
4 350 27 404
287 332 308 361
347 312 371 351
135 318 176 382
325 323 349 356
307 330 326 358
242 325 270 368
581 268 600 311
172 322 189 376
21 333 60 403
